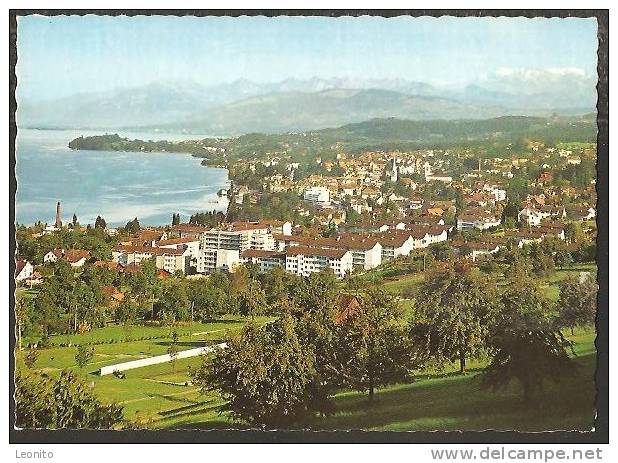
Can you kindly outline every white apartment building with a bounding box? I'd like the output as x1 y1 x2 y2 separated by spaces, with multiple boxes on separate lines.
196 248 241 274
241 246 353 279
274 234 383 270
112 245 190 274
199 223 275 253
303 186 330 205
285 247 353 279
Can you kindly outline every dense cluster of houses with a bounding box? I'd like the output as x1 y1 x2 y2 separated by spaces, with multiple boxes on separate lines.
15 142 596 285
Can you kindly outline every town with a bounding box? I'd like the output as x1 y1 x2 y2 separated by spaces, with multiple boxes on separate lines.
14 119 598 432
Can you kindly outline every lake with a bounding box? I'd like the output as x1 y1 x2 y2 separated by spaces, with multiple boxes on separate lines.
15 129 230 227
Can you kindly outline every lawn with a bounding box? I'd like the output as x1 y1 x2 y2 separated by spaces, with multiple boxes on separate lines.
14 316 272 428
14 262 597 431
161 327 597 431
15 322 596 431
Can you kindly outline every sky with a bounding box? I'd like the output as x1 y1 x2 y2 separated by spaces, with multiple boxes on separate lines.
16 15 598 101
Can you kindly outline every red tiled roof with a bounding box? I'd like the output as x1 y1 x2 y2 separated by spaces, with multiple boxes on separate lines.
94 260 123 270
285 246 349 259
241 249 286 258
64 249 91 263
155 237 199 246
15 259 27 276
112 244 186 256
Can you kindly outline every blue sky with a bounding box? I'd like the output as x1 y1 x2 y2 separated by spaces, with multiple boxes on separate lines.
17 15 598 101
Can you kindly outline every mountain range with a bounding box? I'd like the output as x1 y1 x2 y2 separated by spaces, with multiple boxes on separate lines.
17 70 597 135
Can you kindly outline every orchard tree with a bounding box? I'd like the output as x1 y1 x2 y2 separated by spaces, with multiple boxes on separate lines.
557 274 597 334
237 278 266 320
193 315 316 428
23 349 39 369
483 275 573 403
75 344 94 369
412 264 498 374
15 370 123 429
338 287 413 400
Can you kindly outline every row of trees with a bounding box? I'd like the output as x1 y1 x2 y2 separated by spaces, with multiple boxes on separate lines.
191 266 597 428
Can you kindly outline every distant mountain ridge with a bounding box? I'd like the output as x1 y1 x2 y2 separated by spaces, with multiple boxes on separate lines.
18 72 596 134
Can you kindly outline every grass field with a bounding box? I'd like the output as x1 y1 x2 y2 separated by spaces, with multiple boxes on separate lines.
15 262 597 431
156 328 597 431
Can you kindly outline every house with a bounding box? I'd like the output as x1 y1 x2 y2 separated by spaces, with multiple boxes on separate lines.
567 206 596 222
303 186 330 205
196 248 241 273
371 232 415 261
154 237 201 258
43 248 90 267
64 249 91 267
43 249 64 263
452 241 502 262
457 211 501 231
171 223 209 239
518 205 566 226
102 286 125 308
274 234 383 270
199 222 276 253
241 249 286 273
336 294 362 325
15 260 34 282
112 245 191 274
94 260 124 271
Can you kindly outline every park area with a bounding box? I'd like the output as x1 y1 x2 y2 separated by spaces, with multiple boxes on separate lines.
14 262 597 431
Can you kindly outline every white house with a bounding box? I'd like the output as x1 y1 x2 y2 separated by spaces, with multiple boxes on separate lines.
43 249 63 263
15 260 34 282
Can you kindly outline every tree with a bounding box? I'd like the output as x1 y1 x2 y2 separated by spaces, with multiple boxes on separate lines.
72 213 79 228
557 274 597 334
167 331 180 371
237 277 266 319
75 344 94 369
193 316 316 428
337 288 413 400
413 265 498 374
565 222 585 245
124 217 141 234
554 247 573 270
429 241 454 262
94 215 107 229
483 275 573 403
155 280 190 321
23 349 39 369
15 370 123 429
171 213 181 226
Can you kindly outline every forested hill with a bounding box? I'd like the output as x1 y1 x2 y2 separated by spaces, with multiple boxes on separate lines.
68 115 597 165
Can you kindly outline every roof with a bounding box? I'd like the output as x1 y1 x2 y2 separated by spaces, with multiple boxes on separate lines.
94 260 123 270
171 223 209 233
15 259 28 276
336 294 362 325
241 249 286 259
155 237 199 246
285 235 381 251
102 285 124 301
285 246 349 259
64 249 91 263
112 244 186 256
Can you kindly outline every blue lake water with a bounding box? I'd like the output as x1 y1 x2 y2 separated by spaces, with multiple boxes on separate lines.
15 129 230 227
